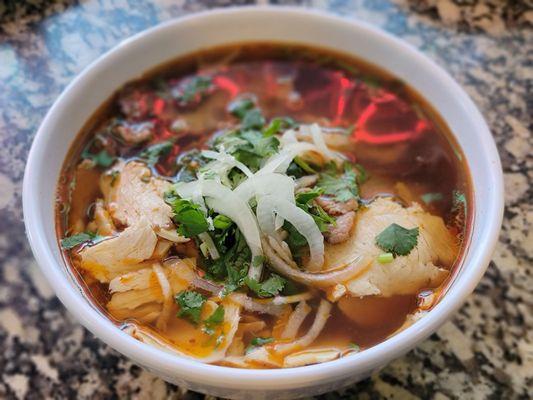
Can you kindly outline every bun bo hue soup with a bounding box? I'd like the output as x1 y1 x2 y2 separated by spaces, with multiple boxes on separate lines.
56 43 471 368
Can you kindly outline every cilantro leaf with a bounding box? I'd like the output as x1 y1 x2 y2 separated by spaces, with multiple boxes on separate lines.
246 336 274 354
175 290 206 325
317 163 359 202
294 156 317 174
167 198 209 238
81 148 116 168
375 223 419 256
228 97 255 119
213 214 232 230
295 188 335 232
61 232 103 250
139 141 173 166
203 304 225 335
241 109 265 130
173 76 213 105
250 337 274 346
245 274 286 298
262 117 296 137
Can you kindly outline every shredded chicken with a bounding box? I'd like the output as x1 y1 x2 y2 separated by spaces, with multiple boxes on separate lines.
107 258 195 322
100 161 173 229
79 217 157 282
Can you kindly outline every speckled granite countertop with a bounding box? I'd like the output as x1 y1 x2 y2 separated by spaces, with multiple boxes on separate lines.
0 0 531 399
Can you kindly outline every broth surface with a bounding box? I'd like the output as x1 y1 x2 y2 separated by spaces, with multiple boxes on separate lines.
56 43 472 367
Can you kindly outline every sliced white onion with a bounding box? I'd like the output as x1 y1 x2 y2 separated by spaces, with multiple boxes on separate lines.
307 123 341 162
175 180 263 279
260 195 324 271
262 236 373 288
281 128 298 145
198 232 220 260
201 150 253 178
256 198 276 237
234 173 295 204
259 142 319 175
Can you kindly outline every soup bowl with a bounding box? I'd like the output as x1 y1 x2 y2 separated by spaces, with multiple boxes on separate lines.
23 6 503 399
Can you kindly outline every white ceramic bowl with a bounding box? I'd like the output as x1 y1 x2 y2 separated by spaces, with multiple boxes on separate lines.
23 6 503 399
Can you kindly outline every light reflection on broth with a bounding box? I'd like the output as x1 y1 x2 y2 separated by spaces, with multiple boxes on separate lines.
56 43 471 369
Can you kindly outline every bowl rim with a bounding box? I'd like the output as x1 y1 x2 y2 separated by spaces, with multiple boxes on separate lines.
23 5 503 390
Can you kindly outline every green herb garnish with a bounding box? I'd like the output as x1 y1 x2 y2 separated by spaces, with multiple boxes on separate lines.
60 232 103 250
245 274 286 298
139 141 173 166
202 304 225 335
228 97 255 119
168 198 209 238
377 252 394 264
174 76 213 105
175 290 206 326
250 337 274 346
246 336 274 354
213 214 232 230
375 223 419 257
81 148 116 168
317 163 359 202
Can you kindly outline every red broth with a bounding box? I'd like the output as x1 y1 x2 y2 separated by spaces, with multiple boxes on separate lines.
56 43 472 365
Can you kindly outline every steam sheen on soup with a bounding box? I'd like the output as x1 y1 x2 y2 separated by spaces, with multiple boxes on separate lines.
56 43 470 369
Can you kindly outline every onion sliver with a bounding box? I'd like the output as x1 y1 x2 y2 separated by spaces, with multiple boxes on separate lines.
259 142 319 175
175 180 263 279
261 195 324 271
198 232 220 260
202 150 253 178
234 173 295 203
262 236 373 288
307 123 341 162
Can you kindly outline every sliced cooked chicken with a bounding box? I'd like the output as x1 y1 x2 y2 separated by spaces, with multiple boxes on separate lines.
100 161 173 229
79 217 157 282
107 258 196 323
324 197 458 297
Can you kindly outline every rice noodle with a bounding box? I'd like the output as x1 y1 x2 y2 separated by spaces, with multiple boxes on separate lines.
263 236 372 288
307 123 341 162
273 299 332 356
270 292 314 305
229 293 287 316
152 263 172 331
201 150 254 178
281 301 312 340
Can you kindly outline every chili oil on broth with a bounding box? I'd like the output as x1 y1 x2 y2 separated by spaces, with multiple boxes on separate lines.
55 42 472 367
